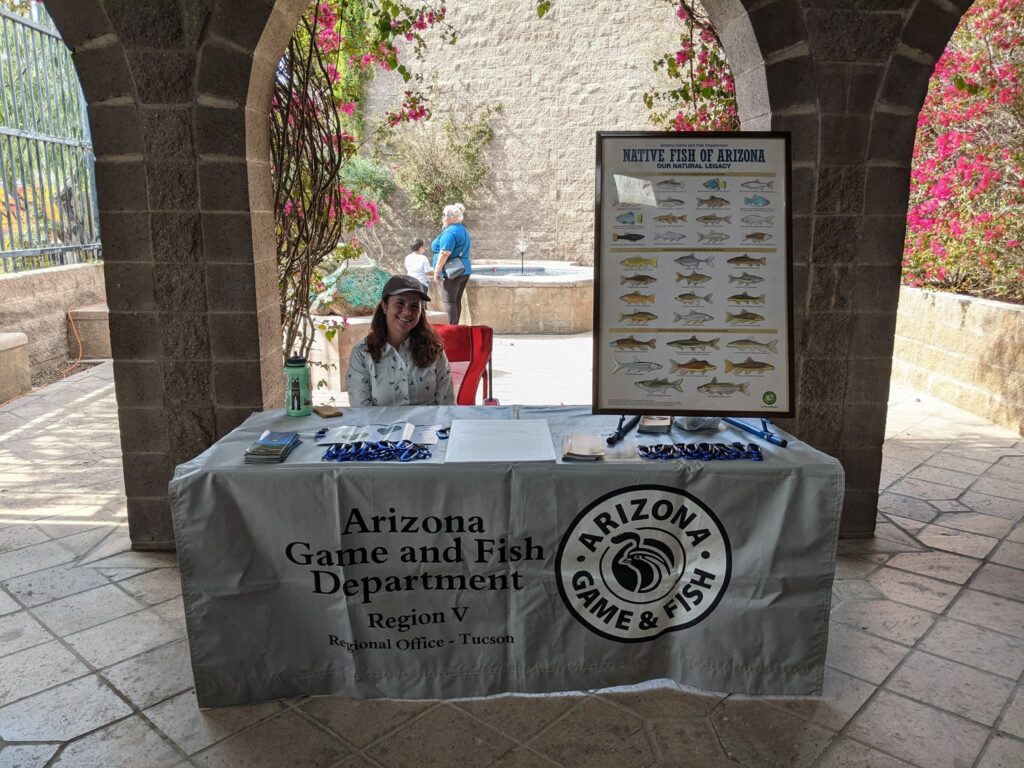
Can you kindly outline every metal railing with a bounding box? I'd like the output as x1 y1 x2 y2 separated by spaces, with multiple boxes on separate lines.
0 3 101 273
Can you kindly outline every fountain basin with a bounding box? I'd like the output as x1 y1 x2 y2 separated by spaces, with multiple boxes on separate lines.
432 261 593 334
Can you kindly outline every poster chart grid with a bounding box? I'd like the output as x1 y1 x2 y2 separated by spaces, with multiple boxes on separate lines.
593 132 794 418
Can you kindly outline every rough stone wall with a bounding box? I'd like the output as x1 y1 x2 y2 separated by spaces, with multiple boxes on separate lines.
365 0 678 265
0 263 106 371
893 287 1024 435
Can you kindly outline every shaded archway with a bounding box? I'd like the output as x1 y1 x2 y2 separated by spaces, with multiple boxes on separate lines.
42 0 975 547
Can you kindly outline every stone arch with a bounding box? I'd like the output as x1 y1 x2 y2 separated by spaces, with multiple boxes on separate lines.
43 0 290 549
40 0 977 547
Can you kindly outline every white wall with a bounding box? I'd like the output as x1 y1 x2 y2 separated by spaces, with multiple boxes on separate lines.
365 0 678 265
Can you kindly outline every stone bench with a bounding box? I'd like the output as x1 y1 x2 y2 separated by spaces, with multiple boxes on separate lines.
0 332 31 402
308 310 448 391
67 302 111 359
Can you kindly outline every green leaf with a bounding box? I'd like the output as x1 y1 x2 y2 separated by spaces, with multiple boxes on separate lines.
536 1 552 18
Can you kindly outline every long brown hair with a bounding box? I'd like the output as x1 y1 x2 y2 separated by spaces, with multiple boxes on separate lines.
365 298 444 367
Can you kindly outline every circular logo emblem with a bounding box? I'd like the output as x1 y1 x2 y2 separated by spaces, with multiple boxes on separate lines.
762 390 777 405
556 485 731 643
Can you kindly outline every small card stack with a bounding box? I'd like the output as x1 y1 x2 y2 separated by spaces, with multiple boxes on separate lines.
244 430 301 464
638 416 672 434
562 433 605 462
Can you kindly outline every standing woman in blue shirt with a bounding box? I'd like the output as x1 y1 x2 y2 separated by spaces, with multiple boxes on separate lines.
345 275 455 406
432 202 472 324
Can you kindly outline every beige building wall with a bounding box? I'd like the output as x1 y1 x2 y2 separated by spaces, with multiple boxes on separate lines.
365 0 678 265
0 263 106 371
893 287 1024 435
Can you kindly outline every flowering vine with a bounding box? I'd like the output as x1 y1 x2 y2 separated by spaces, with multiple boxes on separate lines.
271 0 452 356
643 1 738 132
903 0 1023 302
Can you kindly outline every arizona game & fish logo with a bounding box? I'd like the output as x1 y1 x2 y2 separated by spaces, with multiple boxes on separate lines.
556 485 731 642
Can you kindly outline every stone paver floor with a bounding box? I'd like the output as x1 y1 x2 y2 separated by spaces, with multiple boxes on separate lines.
1 344 1023 768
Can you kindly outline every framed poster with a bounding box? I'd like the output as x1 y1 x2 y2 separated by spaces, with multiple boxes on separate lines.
592 132 794 418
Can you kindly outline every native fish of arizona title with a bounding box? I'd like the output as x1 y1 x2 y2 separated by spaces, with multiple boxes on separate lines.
621 148 767 163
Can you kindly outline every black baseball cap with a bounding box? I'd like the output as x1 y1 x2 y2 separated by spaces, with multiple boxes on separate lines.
382 274 430 301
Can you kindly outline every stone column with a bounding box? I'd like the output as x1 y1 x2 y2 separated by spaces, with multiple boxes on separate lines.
46 0 283 549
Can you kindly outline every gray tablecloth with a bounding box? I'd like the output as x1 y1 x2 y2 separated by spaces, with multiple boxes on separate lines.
170 405 843 707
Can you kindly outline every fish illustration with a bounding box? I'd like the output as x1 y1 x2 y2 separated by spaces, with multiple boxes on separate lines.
658 197 687 207
656 179 685 189
621 273 658 286
610 336 657 351
612 357 664 375
620 291 655 305
744 232 773 243
726 254 767 267
727 338 778 354
725 357 776 374
655 230 687 242
620 256 658 269
729 271 764 285
695 214 731 226
674 310 713 325
675 292 712 306
672 358 717 375
676 272 713 285
741 179 774 191
728 292 765 305
653 213 687 224
674 253 715 269
744 195 770 207
703 179 726 190
615 212 643 225
697 195 729 208
726 310 765 325
741 214 773 226
698 231 729 244
668 336 719 352
698 377 750 396
635 377 686 394
613 232 645 242
619 311 658 325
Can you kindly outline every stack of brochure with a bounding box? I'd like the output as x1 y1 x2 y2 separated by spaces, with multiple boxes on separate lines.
638 416 673 434
244 430 301 464
561 434 605 462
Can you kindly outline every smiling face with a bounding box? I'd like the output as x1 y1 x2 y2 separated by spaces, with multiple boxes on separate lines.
382 293 423 347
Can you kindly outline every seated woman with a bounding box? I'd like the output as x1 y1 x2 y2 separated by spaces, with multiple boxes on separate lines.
345 275 455 406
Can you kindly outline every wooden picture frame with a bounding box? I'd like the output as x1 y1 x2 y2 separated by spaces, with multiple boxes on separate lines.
592 131 794 417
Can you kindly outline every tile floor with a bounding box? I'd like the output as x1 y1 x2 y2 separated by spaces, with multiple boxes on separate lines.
1 344 1023 768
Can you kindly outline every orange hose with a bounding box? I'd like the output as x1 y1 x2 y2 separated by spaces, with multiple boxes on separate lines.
59 304 87 378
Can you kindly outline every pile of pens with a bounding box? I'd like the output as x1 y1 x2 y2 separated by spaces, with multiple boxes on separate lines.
638 442 764 461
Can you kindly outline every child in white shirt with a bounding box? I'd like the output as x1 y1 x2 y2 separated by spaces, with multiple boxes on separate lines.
404 238 433 291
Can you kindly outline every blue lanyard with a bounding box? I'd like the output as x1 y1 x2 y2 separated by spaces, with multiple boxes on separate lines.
322 440 431 463
638 442 764 461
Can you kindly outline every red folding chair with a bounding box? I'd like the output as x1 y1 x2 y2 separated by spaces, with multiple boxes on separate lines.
434 324 494 405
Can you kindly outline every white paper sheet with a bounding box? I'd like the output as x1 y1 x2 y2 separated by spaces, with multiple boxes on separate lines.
444 419 556 463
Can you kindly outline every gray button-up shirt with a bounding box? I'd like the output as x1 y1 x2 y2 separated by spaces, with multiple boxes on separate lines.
346 338 455 406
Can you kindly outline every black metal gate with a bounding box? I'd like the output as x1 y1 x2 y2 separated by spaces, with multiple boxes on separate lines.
0 3 101 273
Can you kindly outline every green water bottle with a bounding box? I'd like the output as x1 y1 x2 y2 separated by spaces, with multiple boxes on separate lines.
284 356 312 416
